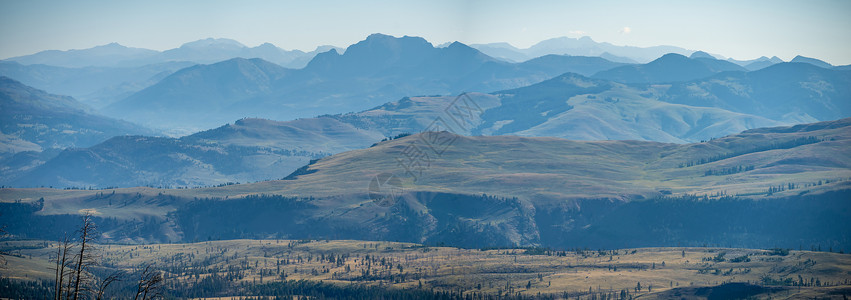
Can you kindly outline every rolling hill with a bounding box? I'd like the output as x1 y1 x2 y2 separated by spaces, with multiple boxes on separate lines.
7 117 383 188
0 77 153 183
0 76 151 153
336 63 848 144
475 73 784 142
471 61 848 142
227 118 851 201
2 119 849 249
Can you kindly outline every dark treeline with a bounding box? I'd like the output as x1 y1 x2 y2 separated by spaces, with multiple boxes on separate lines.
246 279 574 300
0 278 52 299
2 191 850 251
370 132 413 147
704 165 754 176
680 136 824 168
172 194 313 242
535 190 851 250
0 278 564 300
281 158 321 180
169 278 575 299
185 279 465 300
0 198 81 240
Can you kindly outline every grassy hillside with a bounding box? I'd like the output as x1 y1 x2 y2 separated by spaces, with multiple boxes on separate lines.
477 73 784 142
185 117 384 154
203 117 851 200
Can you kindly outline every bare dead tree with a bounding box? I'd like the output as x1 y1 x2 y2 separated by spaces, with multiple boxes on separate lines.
134 264 163 300
53 233 74 300
0 224 8 266
53 242 61 299
65 269 75 300
52 212 133 300
95 270 123 300
71 212 98 300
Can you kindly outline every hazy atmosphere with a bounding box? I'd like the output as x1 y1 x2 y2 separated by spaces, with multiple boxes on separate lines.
1 1 850 299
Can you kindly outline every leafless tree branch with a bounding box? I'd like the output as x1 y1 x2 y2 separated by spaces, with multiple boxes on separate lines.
134 264 163 300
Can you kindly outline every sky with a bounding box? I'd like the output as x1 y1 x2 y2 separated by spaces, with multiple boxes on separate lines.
1 0 850 65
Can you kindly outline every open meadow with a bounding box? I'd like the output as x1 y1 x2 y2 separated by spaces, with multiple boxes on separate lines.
2 239 849 299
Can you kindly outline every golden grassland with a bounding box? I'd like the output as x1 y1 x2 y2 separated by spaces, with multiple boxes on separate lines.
2 239 850 298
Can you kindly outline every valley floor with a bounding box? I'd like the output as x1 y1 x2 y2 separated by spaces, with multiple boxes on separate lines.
2 239 850 299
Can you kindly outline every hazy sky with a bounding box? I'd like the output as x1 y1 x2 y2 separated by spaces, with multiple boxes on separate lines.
1 0 850 64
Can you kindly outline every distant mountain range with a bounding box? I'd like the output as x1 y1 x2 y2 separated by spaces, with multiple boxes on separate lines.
731 55 785 71
469 36 846 72
0 60 194 109
592 53 746 83
3 39 342 69
1 33 842 117
470 36 693 63
99 35 845 134
3 42 160 68
101 34 629 132
0 40 341 109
